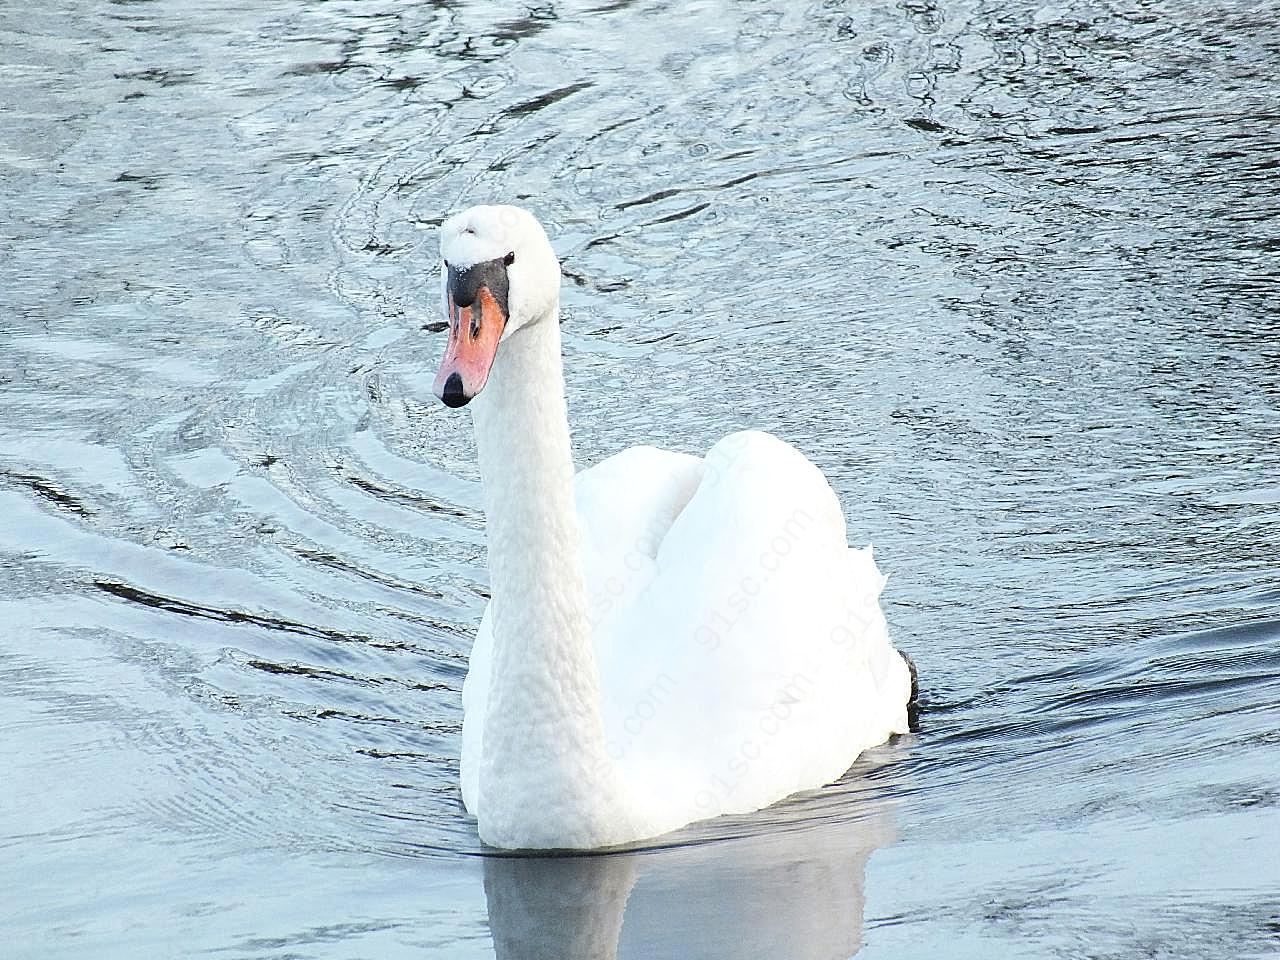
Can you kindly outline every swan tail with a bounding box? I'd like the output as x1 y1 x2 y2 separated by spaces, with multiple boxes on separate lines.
900 650 919 706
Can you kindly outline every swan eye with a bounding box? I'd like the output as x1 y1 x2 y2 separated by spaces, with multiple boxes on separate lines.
504 252 515 266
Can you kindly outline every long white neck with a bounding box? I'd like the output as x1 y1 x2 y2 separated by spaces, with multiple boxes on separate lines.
468 304 632 849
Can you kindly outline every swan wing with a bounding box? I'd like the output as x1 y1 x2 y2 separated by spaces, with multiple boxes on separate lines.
574 444 706 632
591 431 911 835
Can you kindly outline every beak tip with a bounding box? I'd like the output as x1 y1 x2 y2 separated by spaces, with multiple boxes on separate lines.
437 371 471 408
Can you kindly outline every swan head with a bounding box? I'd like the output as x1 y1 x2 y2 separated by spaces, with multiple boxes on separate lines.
433 205 560 408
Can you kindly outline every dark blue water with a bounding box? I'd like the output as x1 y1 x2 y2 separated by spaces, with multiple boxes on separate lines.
3 0 1279 956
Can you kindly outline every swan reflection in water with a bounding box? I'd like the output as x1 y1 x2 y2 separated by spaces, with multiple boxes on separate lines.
483 800 896 960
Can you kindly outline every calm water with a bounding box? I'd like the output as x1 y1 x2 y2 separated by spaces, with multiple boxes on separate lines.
3 0 1279 956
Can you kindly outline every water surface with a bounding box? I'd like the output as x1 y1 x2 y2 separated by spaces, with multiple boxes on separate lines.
3 0 1279 956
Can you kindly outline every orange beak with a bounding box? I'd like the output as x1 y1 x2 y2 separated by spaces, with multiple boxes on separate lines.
434 261 510 408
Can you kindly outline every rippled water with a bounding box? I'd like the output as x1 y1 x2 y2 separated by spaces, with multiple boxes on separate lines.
4 0 1279 956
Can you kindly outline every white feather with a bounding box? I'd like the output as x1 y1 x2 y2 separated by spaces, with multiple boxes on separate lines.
446 205 912 849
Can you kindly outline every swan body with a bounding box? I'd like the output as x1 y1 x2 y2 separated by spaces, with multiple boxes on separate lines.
434 205 912 849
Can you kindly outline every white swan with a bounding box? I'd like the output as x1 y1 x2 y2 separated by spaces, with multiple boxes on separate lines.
432 205 914 850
